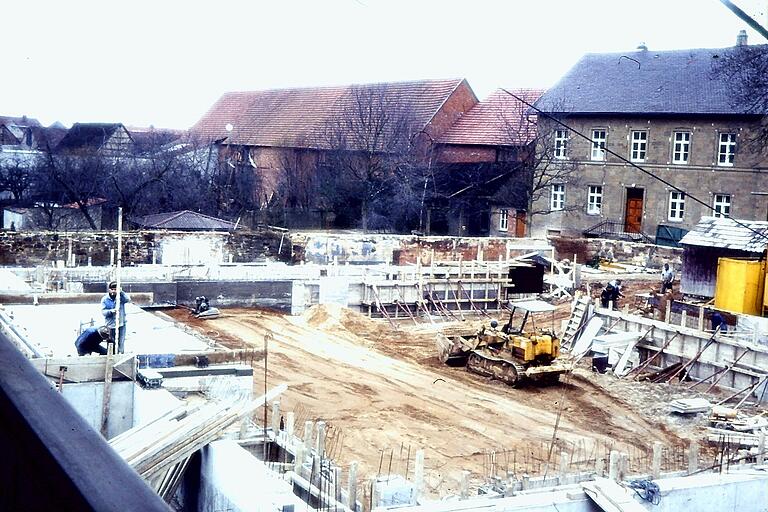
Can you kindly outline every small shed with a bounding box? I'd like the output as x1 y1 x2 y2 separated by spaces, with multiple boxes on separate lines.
679 216 768 298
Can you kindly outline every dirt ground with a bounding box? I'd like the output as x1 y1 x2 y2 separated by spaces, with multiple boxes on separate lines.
163 281 713 497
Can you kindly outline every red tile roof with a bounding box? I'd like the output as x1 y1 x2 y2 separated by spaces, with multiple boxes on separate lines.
191 79 471 149
437 88 544 146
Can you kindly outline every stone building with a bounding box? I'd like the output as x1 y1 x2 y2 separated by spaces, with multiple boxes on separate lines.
530 41 768 242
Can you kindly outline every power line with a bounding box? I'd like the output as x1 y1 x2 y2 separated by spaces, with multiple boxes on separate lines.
500 88 768 244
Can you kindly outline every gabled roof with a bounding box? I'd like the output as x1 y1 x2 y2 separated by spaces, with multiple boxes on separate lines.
57 123 129 151
679 216 768 253
131 210 237 231
0 115 42 128
438 89 543 146
535 45 768 115
191 79 473 148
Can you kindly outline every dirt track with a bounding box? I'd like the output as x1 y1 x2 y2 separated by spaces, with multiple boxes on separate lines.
165 300 684 496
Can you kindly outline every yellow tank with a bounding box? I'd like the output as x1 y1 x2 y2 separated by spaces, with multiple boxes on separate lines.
714 258 766 316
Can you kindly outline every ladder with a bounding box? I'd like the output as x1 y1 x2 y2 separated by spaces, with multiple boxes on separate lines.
560 295 592 352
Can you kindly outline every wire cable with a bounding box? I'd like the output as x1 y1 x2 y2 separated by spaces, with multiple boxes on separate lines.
500 88 768 244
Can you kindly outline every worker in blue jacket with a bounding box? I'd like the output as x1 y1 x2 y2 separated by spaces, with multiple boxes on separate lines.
74 326 111 356
101 281 131 354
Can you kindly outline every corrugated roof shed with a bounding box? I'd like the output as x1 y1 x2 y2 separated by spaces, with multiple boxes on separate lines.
679 216 768 253
191 78 472 148
132 210 237 231
535 45 768 115
437 89 543 146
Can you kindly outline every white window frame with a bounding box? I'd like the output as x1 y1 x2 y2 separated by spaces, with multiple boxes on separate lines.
713 194 731 218
718 133 736 167
668 191 685 221
499 208 509 231
630 130 647 162
550 184 565 211
591 130 607 161
554 129 568 159
672 131 690 164
587 185 603 215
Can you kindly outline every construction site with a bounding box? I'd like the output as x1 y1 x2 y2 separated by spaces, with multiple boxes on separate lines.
1 226 767 512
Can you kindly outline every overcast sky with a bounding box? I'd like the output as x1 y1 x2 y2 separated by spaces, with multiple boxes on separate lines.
2 0 765 129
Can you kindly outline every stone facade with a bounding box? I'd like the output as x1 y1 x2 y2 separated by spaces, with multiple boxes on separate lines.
531 115 768 238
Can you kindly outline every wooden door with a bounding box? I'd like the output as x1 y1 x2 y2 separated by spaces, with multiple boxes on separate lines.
624 188 643 233
515 210 526 237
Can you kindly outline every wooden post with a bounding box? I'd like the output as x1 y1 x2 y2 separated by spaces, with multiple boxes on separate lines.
651 442 663 478
100 344 114 437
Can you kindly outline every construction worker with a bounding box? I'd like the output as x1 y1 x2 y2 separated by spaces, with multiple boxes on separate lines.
660 263 675 293
101 281 131 354
74 326 111 356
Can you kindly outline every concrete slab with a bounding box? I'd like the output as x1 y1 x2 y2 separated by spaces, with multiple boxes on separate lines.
4 303 210 357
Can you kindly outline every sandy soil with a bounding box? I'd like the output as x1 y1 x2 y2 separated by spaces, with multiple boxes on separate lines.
162 282 701 497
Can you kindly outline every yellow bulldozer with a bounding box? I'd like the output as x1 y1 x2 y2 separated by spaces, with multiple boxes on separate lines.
436 300 569 386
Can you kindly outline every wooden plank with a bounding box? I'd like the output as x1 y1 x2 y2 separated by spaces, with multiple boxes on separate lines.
31 355 136 383
582 479 647 512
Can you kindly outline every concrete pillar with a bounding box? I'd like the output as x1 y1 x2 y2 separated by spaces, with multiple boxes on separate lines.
595 457 605 477
521 474 530 490
413 449 424 503
687 443 699 474
334 466 343 502
239 418 249 439
271 401 280 434
619 452 629 481
304 421 313 452
651 442 663 478
665 300 672 323
370 476 380 509
294 443 305 474
311 454 321 488
459 470 470 498
758 432 766 465
316 420 326 459
348 461 358 510
286 411 295 439
559 451 569 481
681 310 687 328
608 450 620 481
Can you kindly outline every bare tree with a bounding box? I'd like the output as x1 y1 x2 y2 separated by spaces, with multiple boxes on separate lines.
0 153 40 200
710 44 768 150
319 85 419 232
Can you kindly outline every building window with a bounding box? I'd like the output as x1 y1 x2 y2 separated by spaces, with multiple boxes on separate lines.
713 194 731 218
668 191 685 221
587 185 603 215
551 184 565 211
591 130 607 161
554 129 568 159
672 131 690 164
630 131 647 162
499 209 508 231
718 133 736 166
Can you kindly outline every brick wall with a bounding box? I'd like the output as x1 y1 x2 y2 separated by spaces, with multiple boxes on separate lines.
550 236 682 268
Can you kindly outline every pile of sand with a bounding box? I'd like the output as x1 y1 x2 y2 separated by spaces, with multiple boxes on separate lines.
301 303 393 339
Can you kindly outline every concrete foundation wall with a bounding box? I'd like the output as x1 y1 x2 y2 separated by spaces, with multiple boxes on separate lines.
62 381 135 439
198 440 303 512
550 236 682 268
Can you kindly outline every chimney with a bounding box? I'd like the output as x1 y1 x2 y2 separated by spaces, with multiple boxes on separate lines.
736 29 748 46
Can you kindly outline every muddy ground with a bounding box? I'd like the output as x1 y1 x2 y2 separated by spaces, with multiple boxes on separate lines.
163 280 718 497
